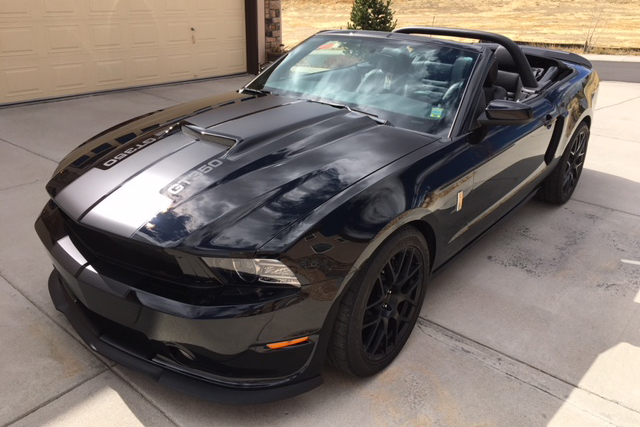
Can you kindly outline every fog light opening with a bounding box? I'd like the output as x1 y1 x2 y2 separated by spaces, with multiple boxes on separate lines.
166 342 196 363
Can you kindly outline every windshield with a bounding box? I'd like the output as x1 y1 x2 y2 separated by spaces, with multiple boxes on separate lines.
247 34 479 136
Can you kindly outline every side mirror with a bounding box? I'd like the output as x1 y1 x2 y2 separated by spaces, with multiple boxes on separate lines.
478 99 534 126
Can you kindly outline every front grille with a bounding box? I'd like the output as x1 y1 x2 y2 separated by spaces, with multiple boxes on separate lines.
58 208 223 305
65 216 183 279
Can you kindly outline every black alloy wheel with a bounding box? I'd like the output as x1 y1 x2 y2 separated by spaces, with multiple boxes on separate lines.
561 125 588 198
539 122 590 205
328 226 430 377
362 246 424 361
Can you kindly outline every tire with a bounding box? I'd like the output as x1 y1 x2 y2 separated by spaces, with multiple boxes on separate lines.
538 122 590 204
327 226 430 377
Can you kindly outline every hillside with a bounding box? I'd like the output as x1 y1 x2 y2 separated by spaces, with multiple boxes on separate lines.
282 0 640 52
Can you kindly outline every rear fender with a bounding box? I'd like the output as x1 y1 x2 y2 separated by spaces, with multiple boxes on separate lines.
547 68 598 165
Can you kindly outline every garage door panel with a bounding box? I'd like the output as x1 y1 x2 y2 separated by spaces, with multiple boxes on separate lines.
93 59 128 88
129 0 155 14
130 22 160 48
218 0 244 12
90 24 124 50
165 22 192 45
0 2 31 17
0 0 246 104
132 55 164 82
194 0 218 13
2 66 45 100
195 51 220 77
193 21 221 44
0 27 39 56
165 0 188 14
43 0 81 15
51 62 87 92
166 53 193 79
222 16 246 41
88 0 121 15
224 48 247 71
46 25 83 54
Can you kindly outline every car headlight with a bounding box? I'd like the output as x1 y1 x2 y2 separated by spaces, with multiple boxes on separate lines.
202 258 300 287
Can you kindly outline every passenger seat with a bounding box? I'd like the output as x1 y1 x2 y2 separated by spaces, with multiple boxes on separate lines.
483 58 507 102
494 46 524 100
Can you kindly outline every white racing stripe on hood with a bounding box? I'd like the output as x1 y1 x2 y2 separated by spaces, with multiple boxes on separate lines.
81 140 227 237
55 132 194 219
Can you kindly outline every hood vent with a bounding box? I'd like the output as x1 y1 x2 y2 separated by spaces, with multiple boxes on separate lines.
181 124 241 148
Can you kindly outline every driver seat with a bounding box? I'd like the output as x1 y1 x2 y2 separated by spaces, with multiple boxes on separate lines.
356 48 415 95
484 58 507 102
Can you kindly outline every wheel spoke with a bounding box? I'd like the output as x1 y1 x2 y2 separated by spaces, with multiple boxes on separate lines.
401 267 422 295
364 319 382 349
371 319 387 355
385 259 397 283
396 250 412 284
363 316 381 329
366 294 385 310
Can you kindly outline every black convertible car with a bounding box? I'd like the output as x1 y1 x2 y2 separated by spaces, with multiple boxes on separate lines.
36 27 598 403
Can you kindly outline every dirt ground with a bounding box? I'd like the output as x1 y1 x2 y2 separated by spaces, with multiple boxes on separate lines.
281 0 640 51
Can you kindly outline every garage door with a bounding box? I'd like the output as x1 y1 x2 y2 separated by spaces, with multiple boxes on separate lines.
0 0 246 105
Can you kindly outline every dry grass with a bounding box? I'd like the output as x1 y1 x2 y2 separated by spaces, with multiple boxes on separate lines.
282 0 640 53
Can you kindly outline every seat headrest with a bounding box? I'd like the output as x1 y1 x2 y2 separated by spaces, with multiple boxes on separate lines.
378 47 412 74
451 56 473 82
495 46 518 72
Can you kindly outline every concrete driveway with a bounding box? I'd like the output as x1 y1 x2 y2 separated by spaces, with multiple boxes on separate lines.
1 74 639 426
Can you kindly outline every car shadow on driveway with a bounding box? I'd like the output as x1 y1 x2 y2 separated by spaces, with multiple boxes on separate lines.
421 167 640 423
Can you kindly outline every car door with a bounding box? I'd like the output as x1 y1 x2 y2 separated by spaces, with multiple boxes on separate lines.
459 94 557 244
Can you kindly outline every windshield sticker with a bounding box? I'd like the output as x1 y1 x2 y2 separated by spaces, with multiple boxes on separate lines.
430 107 444 119
384 74 392 90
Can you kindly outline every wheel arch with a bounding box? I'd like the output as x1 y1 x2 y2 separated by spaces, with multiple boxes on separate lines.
339 211 439 295
406 220 437 272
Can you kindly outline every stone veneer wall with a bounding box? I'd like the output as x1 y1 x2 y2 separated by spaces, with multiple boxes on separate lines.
265 0 282 54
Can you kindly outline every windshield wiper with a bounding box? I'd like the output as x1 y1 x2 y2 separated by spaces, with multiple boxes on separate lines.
239 87 271 96
304 99 389 124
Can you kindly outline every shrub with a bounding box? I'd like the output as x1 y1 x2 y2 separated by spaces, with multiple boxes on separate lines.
347 0 397 32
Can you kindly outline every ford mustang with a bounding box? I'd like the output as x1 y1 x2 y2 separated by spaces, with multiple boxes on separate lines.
35 27 598 404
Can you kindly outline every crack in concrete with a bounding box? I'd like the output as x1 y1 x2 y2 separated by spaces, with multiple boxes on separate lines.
137 89 182 104
0 137 58 164
0 271 178 427
595 94 640 111
590 132 639 143
1 369 107 427
416 316 640 422
0 179 41 193
571 197 640 218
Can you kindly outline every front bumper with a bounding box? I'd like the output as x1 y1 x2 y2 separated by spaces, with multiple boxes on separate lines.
49 270 323 404
35 202 343 404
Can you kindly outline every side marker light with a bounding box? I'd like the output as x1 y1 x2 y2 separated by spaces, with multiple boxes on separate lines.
266 336 309 350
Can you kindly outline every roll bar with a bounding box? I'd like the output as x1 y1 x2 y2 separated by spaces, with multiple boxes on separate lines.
392 27 539 88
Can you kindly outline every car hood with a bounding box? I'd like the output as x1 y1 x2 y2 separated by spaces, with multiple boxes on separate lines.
48 93 438 253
